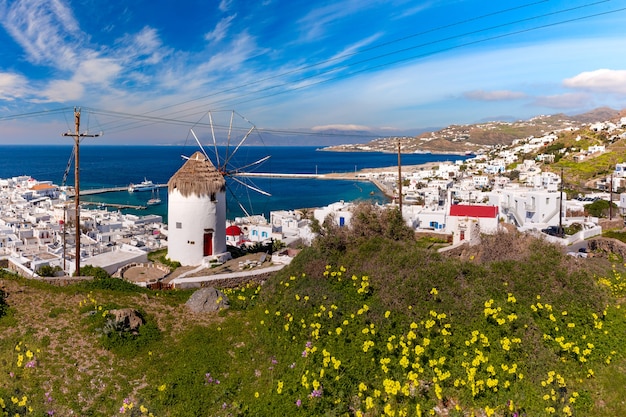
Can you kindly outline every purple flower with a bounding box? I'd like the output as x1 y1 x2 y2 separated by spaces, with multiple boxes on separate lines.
296 399 302 407
309 388 323 398
222 402 228 409
25 360 36 368
302 350 308 357
47 411 55 416
305 341 312 348
271 357 278 365
290 362 296 369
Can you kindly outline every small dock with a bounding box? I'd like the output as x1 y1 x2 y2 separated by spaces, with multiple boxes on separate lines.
81 202 146 210
65 184 167 197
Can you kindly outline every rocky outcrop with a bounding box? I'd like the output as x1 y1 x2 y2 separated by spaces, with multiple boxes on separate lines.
588 237 626 259
186 287 229 313
108 308 145 332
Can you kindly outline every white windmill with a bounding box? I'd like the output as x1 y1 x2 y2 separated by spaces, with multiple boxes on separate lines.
167 111 271 266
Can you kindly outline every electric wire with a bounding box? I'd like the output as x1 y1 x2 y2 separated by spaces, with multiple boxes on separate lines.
90 1 585 135
90 2 625 139
0 2 623 141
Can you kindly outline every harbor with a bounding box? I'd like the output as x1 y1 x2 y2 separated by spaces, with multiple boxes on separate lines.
64 184 168 197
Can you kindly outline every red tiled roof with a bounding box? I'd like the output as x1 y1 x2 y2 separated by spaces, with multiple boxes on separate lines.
449 204 498 218
226 225 242 236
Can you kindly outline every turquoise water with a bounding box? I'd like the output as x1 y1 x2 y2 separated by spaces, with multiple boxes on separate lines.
0 145 467 221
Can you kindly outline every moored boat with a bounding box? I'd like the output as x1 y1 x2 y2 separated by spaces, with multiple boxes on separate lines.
128 178 157 193
147 188 161 205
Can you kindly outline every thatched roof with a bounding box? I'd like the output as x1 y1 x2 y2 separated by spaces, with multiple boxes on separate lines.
168 151 226 197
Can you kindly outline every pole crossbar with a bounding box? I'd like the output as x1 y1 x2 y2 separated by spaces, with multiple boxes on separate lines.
61 107 101 275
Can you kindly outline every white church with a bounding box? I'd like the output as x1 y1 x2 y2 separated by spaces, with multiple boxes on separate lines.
167 151 231 266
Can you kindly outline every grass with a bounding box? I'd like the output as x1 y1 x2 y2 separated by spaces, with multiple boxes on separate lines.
1 227 626 416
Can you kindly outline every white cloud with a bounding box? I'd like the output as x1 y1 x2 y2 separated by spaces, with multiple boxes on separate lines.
74 58 122 85
463 90 526 101
116 27 168 67
38 79 84 102
532 93 591 109
0 72 28 100
205 15 236 43
312 124 371 131
393 2 434 19
196 33 260 74
219 0 232 13
0 0 82 69
563 69 626 95
296 0 366 42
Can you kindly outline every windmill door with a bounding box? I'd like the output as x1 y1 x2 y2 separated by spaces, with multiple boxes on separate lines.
203 232 213 256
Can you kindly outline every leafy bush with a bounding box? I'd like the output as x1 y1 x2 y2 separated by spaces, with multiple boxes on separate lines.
585 199 617 218
0 288 7 318
78 265 110 279
82 298 161 357
36 264 63 277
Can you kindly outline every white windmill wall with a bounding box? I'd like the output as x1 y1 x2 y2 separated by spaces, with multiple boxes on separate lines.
168 188 227 266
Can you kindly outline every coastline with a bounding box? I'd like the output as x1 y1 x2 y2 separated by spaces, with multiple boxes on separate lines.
321 161 443 199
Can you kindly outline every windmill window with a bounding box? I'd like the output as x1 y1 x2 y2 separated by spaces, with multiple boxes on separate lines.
176 222 182 229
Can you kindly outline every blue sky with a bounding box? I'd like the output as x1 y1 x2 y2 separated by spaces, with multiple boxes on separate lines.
0 0 625 144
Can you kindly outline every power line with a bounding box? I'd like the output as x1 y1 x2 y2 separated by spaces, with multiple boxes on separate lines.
72 1 585 135
133 0 553 116
97 1 622 137
1 2 623 139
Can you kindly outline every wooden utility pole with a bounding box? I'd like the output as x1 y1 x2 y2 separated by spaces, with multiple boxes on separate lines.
559 168 564 237
397 138 402 214
62 107 100 275
609 172 613 220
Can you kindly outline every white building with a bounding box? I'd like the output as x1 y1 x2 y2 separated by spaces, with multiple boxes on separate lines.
489 188 562 228
167 151 229 266
313 200 354 227
448 204 499 245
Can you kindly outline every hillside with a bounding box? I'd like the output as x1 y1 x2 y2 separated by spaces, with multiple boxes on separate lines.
1 206 626 416
324 107 623 154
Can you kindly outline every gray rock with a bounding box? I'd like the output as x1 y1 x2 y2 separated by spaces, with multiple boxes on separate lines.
109 308 144 332
186 287 229 313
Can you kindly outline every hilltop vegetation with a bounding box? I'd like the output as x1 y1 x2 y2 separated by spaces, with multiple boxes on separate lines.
1 205 626 416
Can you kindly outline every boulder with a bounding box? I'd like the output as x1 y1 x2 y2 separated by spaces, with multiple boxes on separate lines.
109 308 144 332
186 287 229 313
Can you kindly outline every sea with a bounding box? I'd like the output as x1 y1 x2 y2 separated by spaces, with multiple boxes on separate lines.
0 145 467 222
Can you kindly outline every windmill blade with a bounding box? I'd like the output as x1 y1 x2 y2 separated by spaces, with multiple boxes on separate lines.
208 111 221 169
222 125 255 168
225 110 234 163
226 184 252 218
230 175 272 197
62 147 76 187
229 155 271 174
190 129 210 161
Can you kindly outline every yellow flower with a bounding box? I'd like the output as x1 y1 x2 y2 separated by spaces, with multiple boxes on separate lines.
254 392 259 398
158 383 166 391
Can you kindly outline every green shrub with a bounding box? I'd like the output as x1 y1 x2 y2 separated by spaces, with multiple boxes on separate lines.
0 288 7 318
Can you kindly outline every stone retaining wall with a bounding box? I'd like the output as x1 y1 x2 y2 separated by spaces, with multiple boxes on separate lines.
113 262 171 279
588 237 626 259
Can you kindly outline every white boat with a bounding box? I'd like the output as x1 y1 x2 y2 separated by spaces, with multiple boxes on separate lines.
128 178 157 193
147 188 161 206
